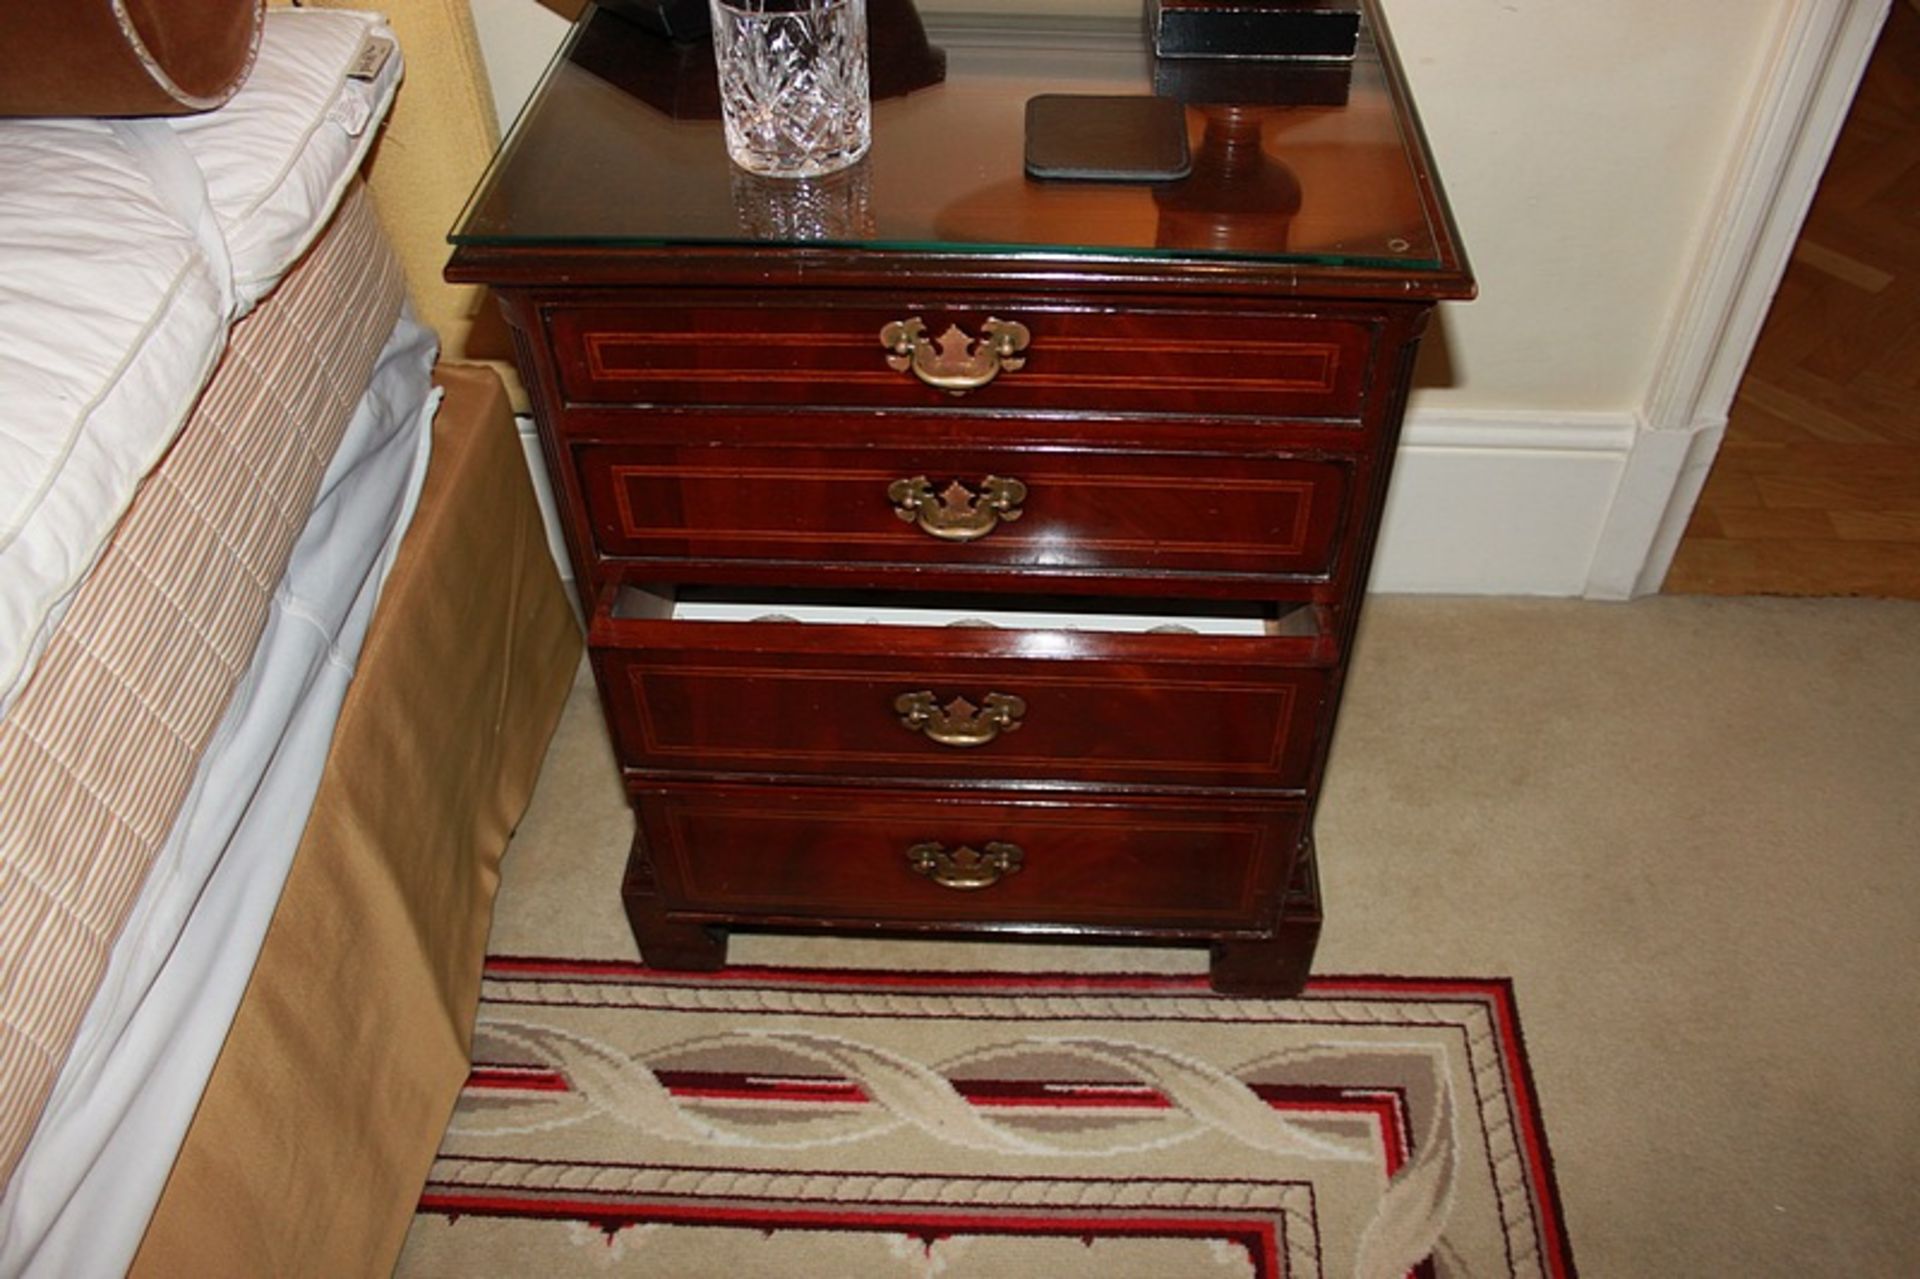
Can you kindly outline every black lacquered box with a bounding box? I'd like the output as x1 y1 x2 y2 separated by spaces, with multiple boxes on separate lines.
1148 0 1360 60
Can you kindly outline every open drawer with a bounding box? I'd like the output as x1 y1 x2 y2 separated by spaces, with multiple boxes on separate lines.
591 585 1335 791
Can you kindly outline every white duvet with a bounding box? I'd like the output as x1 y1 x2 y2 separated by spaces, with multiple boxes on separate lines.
0 10 403 714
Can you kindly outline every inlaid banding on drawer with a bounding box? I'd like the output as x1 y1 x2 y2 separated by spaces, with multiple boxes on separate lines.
577 445 1349 580
632 783 1303 928
548 304 1372 420
579 333 1345 395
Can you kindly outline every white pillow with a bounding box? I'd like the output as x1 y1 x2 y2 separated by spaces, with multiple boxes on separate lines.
168 9 404 313
0 9 406 712
0 119 231 710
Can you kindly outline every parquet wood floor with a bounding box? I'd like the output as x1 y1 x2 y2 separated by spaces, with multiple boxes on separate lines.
1665 1 1920 597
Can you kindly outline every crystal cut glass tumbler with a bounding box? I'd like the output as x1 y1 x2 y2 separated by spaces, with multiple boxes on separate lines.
708 0 871 179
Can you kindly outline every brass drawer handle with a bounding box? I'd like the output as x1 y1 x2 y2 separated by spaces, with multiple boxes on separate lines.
906 840 1024 891
894 690 1026 747
880 316 1030 394
887 475 1027 542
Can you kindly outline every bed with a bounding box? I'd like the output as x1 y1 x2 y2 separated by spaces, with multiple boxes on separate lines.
0 7 580 1275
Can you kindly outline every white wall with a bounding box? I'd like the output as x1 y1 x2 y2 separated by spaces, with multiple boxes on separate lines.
470 0 573 131
470 0 1871 596
1383 0 1787 414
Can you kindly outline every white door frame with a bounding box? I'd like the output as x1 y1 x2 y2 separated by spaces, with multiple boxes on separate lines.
1586 0 1893 598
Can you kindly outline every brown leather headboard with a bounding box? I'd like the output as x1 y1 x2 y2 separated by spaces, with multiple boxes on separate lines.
0 0 264 117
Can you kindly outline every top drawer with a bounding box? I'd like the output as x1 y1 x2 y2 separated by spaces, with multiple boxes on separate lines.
545 300 1375 421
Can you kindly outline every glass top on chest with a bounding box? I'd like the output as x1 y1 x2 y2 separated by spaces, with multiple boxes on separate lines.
451 0 1464 279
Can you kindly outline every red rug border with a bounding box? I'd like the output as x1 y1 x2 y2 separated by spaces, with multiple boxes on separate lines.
473 956 1578 1277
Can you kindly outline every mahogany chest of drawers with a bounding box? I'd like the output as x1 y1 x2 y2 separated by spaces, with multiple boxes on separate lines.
449 0 1470 994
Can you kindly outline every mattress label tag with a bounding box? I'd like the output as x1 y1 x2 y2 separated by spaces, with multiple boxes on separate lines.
348 36 395 82
330 85 374 137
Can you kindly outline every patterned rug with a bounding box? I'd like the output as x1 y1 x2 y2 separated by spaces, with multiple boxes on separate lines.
403 960 1575 1278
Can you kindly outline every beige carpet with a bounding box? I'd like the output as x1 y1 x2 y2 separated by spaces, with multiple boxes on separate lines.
398 595 1920 1276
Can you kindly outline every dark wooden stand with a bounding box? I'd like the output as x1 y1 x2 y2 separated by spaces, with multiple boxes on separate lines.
449 2 1470 996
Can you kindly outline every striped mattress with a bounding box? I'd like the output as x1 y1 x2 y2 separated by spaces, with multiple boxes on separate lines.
0 182 404 1185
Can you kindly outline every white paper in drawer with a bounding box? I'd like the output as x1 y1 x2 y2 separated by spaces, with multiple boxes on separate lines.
668 598 1270 635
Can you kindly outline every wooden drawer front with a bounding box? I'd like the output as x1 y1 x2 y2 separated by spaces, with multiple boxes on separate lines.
635 783 1304 929
593 618 1330 790
547 302 1372 421
577 443 1349 580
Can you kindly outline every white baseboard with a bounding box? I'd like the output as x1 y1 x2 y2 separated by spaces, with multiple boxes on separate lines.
1372 409 1640 596
516 416 573 585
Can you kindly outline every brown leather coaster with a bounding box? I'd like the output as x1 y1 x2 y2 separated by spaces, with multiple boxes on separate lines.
1024 94 1192 182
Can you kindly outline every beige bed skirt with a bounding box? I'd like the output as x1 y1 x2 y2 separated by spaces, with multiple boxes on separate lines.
131 363 581 1276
